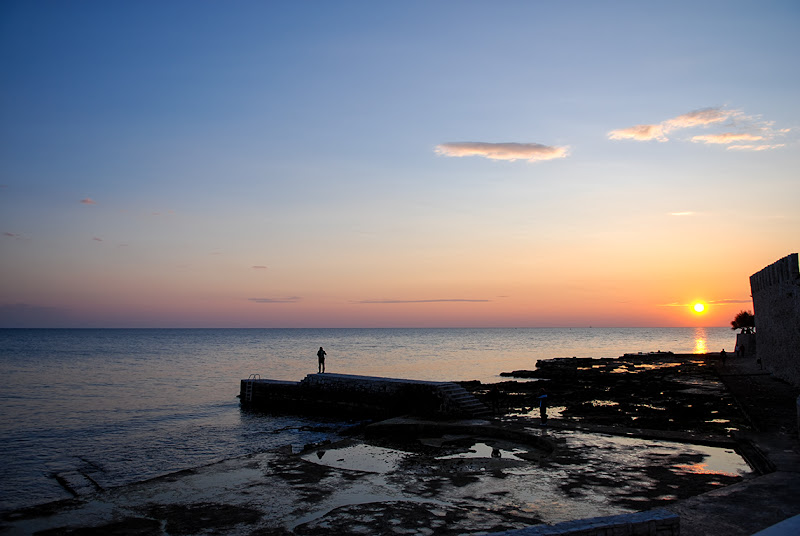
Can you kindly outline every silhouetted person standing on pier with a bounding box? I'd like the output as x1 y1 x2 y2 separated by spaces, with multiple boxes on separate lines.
317 347 326 373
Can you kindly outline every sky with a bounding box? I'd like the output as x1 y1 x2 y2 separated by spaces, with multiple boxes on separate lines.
1 1 798 328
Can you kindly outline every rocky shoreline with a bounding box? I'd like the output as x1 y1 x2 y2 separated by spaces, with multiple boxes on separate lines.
2 352 799 536
463 353 748 437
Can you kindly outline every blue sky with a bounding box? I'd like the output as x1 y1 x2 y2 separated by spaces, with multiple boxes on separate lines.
1 1 798 327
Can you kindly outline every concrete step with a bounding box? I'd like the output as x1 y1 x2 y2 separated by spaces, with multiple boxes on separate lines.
436 384 490 418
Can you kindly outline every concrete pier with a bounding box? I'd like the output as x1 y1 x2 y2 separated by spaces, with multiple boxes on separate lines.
240 373 491 419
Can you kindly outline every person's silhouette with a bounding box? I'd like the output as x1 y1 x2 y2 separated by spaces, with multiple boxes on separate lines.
317 347 326 373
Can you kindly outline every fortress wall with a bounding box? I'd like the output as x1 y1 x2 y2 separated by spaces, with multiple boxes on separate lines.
750 253 800 387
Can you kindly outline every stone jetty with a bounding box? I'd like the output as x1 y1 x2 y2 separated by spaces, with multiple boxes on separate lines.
240 373 491 419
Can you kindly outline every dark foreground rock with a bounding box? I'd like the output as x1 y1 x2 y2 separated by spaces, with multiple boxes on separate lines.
467 353 756 436
2 352 798 536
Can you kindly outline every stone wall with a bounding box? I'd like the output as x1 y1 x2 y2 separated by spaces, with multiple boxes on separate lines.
735 332 756 358
486 508 679 536
750 253 800 387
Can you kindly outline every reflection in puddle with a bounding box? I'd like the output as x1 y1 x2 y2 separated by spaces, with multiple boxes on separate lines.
634 403 666 411
590 400 619 407
297 428 752 529
670 445 749 477
302 443 408 474
436 442 527 461
581 434 751 478
508 406 566 419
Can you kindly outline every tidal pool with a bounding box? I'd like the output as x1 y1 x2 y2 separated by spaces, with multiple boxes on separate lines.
300 426 753 525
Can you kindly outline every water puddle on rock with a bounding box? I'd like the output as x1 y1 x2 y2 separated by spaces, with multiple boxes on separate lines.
302 443 408 474
560 431 752 478
436 442 528 461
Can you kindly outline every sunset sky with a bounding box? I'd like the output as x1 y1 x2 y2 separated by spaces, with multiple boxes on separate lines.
1 1 798 328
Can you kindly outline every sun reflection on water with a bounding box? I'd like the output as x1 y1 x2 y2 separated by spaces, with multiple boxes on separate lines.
693 327 708 354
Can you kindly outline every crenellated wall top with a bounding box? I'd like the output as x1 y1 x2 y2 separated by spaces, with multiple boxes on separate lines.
750 253 799 294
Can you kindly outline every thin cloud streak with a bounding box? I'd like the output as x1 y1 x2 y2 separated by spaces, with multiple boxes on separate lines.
669 212 694 216
249 297 301 303
80 198 97 205
659 298 751 307
727 144 785 151
692 133 763 144
357 298 491 304
435 142 569 162
251 265 268 270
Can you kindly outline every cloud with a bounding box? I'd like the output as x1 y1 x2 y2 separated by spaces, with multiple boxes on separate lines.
610 106 790 151
92 237 103 241
727 144 785 151
252 265 268 270
691 133 763 144
80 198 97 205
435 142 569 162
249 297 301 303
662 108 735 130
608 124 667 142
609 107 734 142
669 212 694 216
4 232 20 237
356 298 490 304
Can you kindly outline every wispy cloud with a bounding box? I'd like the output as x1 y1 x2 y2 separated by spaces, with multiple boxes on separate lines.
356 298 490 304
608 124 667 142
663 108 734 130
727 144 785 151
435 142 569 162
92 237 103 241
609 107 789 151
249 297 301 304
80 198 97 205
252 265 268 270
669 212 694 216
691 133 763 144
4 232 20 238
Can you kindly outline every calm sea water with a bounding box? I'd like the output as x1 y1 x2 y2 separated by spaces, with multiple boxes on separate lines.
0 327 734 512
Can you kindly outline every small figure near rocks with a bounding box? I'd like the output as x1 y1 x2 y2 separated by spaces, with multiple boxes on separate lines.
720 349 727 366
488 386 501 414
317 346 327 373
536 388 548 426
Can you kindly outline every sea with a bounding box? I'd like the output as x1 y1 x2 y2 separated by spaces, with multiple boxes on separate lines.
0 327 735 513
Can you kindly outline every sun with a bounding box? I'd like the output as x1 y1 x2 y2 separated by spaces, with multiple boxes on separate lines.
693 302 706 313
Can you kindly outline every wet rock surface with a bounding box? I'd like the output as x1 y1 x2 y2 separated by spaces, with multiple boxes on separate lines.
468 354 749 435
2 353 798 536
